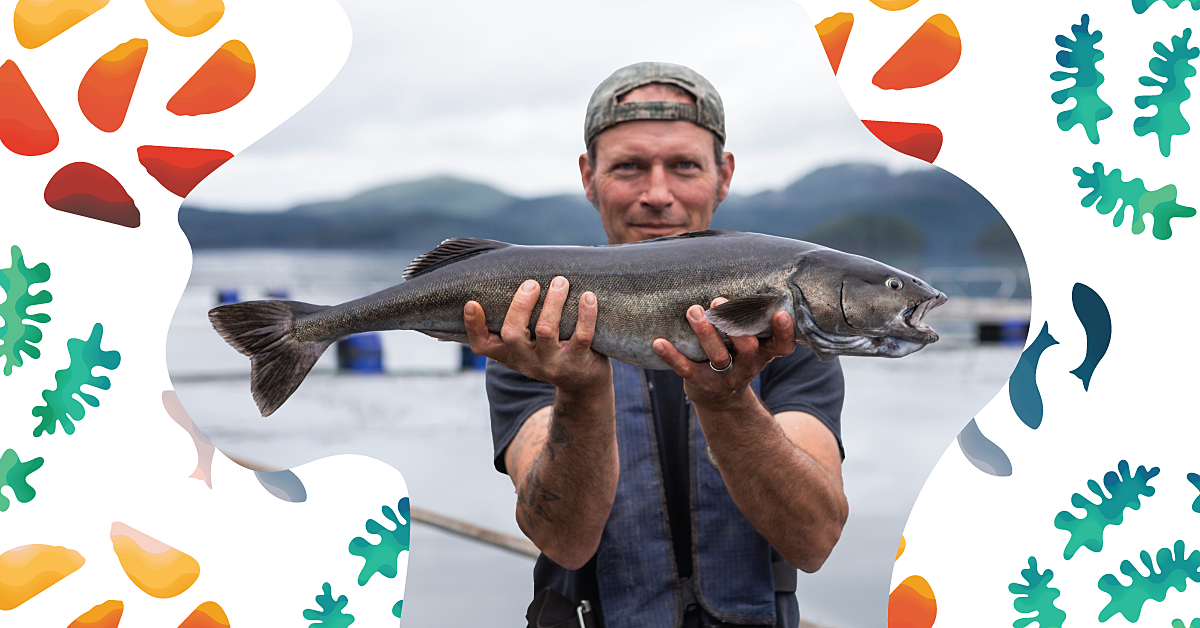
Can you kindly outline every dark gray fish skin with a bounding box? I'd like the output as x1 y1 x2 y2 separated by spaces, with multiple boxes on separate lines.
209 231 946 416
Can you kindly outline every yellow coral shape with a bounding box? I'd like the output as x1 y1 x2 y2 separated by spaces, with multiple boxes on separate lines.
14 0 110 49
110 522 200 598
869 0 921 9
144 0 224 37
0 544 86 610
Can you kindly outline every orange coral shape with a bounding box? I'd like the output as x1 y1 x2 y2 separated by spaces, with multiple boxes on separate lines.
79 38 148 133
895 535 906 560
0 60 59 156
44 162 140 228
862 120 943 163
0 544 86 611
869 0 921 10
69 600 124 628
888 575 937 628
138 146 234 198
815 13 854 75
872 14 960 90
110 522 201 599
14 0 109 49
167 40 255 116
145 0 225 37
177 601 231 628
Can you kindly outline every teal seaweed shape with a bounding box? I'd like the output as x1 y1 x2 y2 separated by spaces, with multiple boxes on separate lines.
1052 15 1112 145
1054 460 1159 559
1098 540 1200 622
1132 0 1200 14
0 245 51 376
1172 620 1200 628
303 582 354 627
1010 557 1067 628
1073 162 1195 239
392 599 403 619
32 323 120 437
0 448 44 512
1187 473 1200 512
1134 29 1199 156
349 496 410 586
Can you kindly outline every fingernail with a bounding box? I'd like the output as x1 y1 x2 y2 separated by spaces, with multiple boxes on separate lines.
583 292 596 306
551 276 566 289
653 339 666 353
465 302 477 317
688 306 703 322
522 280 537 293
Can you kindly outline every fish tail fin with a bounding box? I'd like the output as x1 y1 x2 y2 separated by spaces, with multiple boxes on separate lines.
208 300 334 417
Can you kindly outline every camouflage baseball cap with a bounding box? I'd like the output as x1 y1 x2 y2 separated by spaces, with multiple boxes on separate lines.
584 62 725 148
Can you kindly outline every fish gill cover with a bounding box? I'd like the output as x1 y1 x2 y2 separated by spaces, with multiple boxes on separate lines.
1052 15 1113 145
1053 460 1160 559
1072 162 1196 239
1133 28 1198 157
303 583 355 627
0 245 51 376
1097 540 1200 622
348 497 411 586
1009 557 1067 628
31 323 120 437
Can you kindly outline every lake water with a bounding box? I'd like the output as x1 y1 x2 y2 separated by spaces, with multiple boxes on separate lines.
171 250 1023 628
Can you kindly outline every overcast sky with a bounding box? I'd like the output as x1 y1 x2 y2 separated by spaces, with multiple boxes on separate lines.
187 0 928 211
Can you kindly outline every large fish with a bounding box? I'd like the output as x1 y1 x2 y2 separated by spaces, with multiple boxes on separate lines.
209 231 947 416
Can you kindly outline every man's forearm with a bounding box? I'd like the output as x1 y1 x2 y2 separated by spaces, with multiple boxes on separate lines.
695 387 848 573
512 387 619 570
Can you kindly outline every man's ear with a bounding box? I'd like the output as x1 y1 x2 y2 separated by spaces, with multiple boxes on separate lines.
579 153 597 206
716 152 735 203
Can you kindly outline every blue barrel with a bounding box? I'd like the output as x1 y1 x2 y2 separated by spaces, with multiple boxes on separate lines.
1000 320 1030 347
266 288 289 299
461 345 487 371
338 333 383 373
216 288 239 305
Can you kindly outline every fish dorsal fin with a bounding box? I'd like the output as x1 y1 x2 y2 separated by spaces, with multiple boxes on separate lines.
704 292 788 337
404 237 512 280
625 229 738 245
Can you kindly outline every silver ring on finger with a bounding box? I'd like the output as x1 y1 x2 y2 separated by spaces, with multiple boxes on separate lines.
710 355 734 373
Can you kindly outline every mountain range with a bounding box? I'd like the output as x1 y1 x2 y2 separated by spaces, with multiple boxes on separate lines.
179 163 1023 268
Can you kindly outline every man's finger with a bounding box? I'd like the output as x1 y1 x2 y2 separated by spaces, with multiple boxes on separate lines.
653 338 694 378
535 276 569 355
464 301 500 356
572 291 598 351
762 311 796 357
500 279 540 345
688 304 732 367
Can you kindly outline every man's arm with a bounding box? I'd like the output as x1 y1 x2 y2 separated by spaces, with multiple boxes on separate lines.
465 276 619 570
653 303 849 573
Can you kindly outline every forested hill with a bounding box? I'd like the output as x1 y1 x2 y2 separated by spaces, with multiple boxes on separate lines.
179 164 1022 268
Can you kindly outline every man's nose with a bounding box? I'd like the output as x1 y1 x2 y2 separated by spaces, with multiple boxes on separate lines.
642 163 672 209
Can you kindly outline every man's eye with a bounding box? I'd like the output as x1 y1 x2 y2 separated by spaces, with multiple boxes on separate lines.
616 162 638 170
678 161 696 169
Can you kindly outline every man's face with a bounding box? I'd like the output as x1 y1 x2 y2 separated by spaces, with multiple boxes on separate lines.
579 87 735 245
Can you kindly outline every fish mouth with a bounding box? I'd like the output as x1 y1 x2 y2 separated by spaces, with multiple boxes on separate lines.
905 291 948 340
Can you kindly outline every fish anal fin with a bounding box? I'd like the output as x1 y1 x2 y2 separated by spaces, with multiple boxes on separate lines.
404 238 512 280
703 293 788 337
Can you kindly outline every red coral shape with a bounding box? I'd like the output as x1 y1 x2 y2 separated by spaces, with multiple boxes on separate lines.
167 40 255 116
79 38 148 132
177 601 229 627
862 120 943 163
44 163 140 228
138 145 234 197
873 14 961 90
889 575 937 628
0 60 59 156
815 13 854 75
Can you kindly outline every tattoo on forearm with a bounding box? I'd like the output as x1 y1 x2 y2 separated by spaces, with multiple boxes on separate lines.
547 409 573 461
518 450 560 524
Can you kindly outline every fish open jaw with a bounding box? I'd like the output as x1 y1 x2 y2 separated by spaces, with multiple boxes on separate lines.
905 292 948 335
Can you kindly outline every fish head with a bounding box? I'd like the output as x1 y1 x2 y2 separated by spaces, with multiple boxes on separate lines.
788 249 947 359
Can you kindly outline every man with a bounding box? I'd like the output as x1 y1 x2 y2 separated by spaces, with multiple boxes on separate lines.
463 62 848 628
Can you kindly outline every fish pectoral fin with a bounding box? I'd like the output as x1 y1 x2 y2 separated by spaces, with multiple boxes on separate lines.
703 293 788 337
420 330 470 343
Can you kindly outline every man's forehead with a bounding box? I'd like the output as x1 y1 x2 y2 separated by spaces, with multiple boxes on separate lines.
592 120 717 161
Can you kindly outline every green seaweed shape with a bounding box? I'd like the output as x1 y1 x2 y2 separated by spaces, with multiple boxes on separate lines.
1098 540 1200 622
1188 473 1200 512
1171 620 1200 628
1054 460 1159 559
0 246 51 376
1010 557 1068 628
392 600 402 619
1134 29 1199 156
1132 0 1200 14
0 448 44 512
1073 162 1196 239
303 582 354 627
31 323 120 437
1052 15 1112 145
349 497 410 586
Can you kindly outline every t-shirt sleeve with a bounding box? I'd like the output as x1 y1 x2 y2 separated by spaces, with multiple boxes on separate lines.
759 349 846 459
486 359 557 475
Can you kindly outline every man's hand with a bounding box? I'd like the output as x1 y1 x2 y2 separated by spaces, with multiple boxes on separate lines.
463 276 611 394
651 298 795 407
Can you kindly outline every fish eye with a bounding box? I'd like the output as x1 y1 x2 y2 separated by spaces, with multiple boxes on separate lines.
886 278 903 290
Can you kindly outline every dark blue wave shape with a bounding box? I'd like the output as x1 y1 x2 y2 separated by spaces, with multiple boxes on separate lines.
1069 283 1111 391
1010 322 1059 429
255 469 308 502
957 418 1013 476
